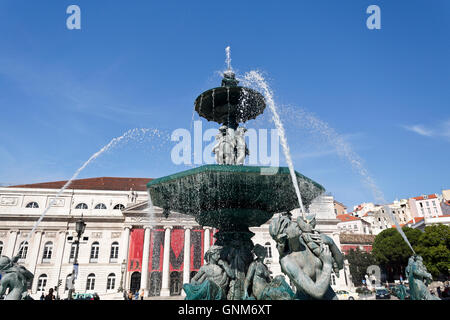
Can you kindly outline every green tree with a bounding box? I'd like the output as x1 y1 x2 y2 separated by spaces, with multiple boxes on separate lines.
415 224 450 278
346 248 377 286
372 227 422 281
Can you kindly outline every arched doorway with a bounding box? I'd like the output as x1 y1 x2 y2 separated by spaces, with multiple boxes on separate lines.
149 272 162 296
129 272 141 294
170 271 182 296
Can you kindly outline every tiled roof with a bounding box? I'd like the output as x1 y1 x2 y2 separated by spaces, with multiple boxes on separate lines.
339 233 376 244
336 214 360 222
9 177 152 191
392 217 425 228
412 194 437 201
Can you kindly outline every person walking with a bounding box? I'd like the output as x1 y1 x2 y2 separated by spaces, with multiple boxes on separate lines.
44 288 55 300
127 290 133 300
134 291 139 300
39 292 45 300
139 289 144 300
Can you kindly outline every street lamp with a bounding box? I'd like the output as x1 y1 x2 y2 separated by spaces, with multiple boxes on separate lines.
68 216 86 300
118 259 126 293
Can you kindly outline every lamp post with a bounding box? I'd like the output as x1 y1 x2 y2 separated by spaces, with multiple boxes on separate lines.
68 216 86 300
118 259 126 293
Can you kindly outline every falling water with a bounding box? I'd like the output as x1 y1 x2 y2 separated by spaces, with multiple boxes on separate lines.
21 128 160 247
242 70 306 216
280 106 416 254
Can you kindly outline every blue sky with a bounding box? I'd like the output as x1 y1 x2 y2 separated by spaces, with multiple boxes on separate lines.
0 0 449 210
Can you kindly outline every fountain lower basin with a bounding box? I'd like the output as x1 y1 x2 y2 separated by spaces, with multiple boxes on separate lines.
147 165 325 229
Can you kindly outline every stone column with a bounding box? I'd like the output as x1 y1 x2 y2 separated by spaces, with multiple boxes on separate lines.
55 231 68 296
181 226 192 296
121 227 131 291
5 230 18 257
203 227 211 253
160 226 172 297
28 231 43 293
140 226 152 296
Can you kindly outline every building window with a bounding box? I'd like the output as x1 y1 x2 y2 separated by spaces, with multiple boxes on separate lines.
107 273 116 290
113 204 125 210
18 241 29 259
94 203 107 210
75 203 88 209
90 242 99 262
86 273 95 291
264 242 272 258
26 202 39 208
0 241 3 256
110 242 119 262
37 274 48 292
42 242 53 262
69 243 77 262
331 274 336 286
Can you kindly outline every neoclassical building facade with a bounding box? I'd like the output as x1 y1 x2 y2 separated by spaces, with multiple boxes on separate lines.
0 177 351 299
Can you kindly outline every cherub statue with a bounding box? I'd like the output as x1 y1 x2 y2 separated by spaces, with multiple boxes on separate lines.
0 255 34 300
296 214 343 275
183 245 234 300
212 125 236 165
244 244 294 300
406 255 440 300
235 127 249 165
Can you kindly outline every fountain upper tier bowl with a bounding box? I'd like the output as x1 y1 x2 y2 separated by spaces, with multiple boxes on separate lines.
194 85 266 126
147 165 325 230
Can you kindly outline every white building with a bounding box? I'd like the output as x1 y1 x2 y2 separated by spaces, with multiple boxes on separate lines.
388 199 412 225
409 194 443 219
336 214 372 235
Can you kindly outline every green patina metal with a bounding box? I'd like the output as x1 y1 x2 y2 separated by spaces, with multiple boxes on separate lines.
147 165 325 229
194 71 265 129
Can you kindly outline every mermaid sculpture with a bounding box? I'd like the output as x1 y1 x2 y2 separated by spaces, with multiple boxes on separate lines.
269 213 344 300
244 244 295 300
183 245 234 300
406 255 440 300
0 255 34 300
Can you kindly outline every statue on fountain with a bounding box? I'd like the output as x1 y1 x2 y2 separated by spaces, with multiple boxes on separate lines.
243 244 295 300
183 245 234 300
269 213 344 300
406 255 440 300
212 125 248 165
0 255 34 300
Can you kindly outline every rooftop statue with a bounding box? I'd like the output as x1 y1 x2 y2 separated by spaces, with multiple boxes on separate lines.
406 255 440 300
183 245 234 300
269 213 344 300
0 255 34 300
244 244 295 300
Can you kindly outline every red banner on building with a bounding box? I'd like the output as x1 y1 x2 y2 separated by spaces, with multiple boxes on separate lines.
128 228 144 272
127 227 209 273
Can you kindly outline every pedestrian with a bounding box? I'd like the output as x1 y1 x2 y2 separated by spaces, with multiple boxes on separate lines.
40 293 45 300
140 289 144 300
127 290 133 300
437 286 442 298
134 291 139 300
44 288 55 300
